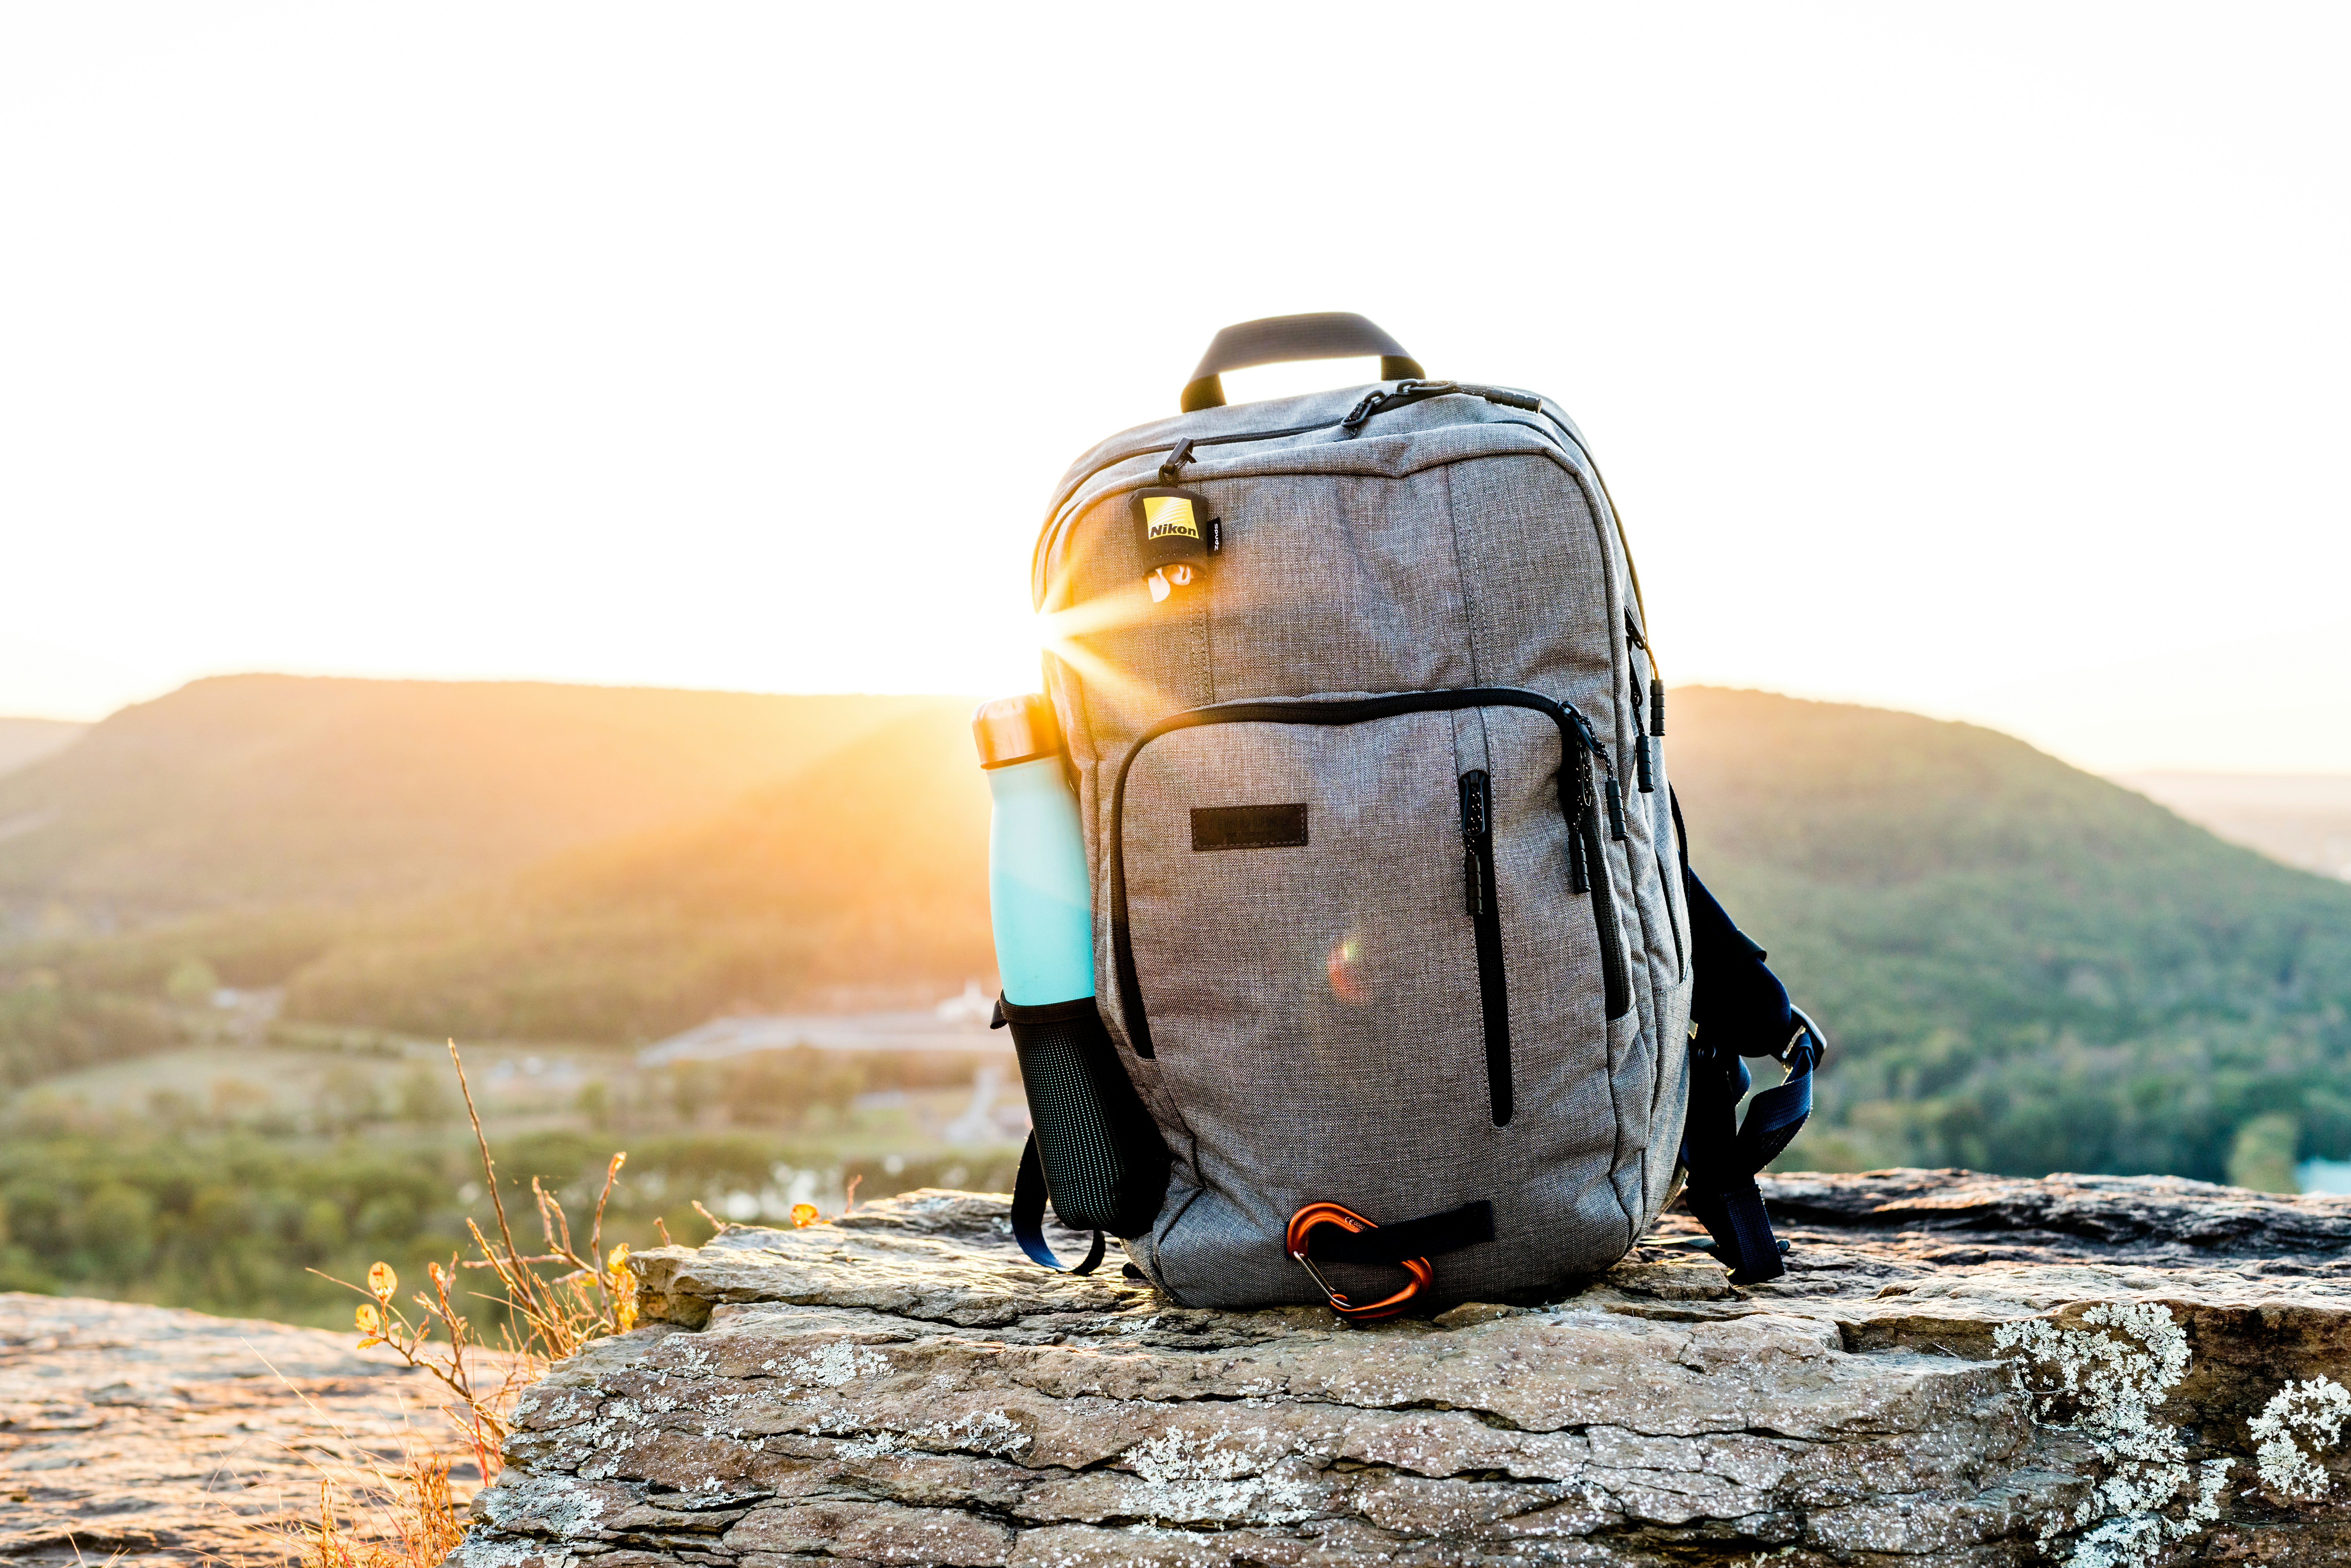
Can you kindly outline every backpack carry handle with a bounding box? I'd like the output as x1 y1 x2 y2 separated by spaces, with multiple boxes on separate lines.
1181 313 1424 413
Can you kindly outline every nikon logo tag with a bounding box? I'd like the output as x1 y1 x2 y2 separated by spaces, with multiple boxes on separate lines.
1131 485 1216 604
1142 495 1201 542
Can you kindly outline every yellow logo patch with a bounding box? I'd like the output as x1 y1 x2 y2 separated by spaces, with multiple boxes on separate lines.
1142 495 1200 542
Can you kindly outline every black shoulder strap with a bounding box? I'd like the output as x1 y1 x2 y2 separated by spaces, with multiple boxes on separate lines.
1671 785 1826 1283
1680 1013 1822 1282
1011 1132 1107 1275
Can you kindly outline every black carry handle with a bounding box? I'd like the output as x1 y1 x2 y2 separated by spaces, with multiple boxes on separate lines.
1181 313 1424 413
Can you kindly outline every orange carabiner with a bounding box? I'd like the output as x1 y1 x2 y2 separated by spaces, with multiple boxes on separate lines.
1285 1201 1434 1323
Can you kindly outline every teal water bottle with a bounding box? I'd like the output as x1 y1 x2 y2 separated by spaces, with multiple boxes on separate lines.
972 692 1167 1273
973 693 1094 1005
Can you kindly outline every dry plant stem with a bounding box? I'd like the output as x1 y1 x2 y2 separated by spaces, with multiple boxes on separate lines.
692 1199 722 1234
588 1153 625 1310
427 1256 512 1479
465 1218 559 1355
447 1038 551 1332
309 1258 504 1464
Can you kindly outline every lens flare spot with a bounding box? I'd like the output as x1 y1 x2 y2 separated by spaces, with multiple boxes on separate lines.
1327 931 1367 1003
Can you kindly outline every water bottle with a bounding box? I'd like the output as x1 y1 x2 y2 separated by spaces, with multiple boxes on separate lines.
972 693 1167 1265
972 693 1094 1006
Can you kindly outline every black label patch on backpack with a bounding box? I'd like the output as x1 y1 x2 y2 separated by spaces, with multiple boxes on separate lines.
1133 487 1217 604
1191 803 1308 851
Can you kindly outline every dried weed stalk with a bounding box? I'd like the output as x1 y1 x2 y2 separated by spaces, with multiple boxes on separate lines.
294 1040 643 1565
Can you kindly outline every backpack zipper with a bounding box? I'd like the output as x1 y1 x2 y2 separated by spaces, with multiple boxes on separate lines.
1034 388 1571 597
1106 687 1631 1060
1459 768 1513 1126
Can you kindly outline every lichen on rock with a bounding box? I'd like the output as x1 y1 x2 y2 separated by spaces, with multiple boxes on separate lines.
2250 1374 2351 1501
1994 1299 2231 1566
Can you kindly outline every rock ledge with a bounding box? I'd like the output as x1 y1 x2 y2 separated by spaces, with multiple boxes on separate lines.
458 1172 2351 1567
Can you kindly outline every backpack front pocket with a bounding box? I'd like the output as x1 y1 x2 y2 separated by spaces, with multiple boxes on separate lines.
1106 688 1637 1305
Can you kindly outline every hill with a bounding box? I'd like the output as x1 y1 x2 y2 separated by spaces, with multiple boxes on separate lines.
1668 687 2351 1181
10 680 2350 1186
0 717 86 780
277 705 993 1042
0 675 971 926
274 686 2351 1183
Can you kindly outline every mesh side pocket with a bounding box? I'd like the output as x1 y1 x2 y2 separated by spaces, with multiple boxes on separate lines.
1004 998 1168 1237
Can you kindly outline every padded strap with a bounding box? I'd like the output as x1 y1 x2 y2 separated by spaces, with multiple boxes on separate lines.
1181 313 1424 412
1011 1132 1107 1274
1301 1200 1494 1266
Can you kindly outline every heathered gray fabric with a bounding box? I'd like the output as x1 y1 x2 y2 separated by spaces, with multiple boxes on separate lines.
1034 382 1693 1308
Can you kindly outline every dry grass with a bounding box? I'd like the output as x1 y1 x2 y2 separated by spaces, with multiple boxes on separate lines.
284 1455 462 1568
275 1041 646 1566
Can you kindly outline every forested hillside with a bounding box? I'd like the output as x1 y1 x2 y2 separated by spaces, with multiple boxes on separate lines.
0 676 967 923
1669 688 2351 1182
278 707 993 1042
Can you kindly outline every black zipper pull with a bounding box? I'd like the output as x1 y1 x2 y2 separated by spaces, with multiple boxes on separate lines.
1340 387 1395 433
1570 711 1607 759
1605 775 1629 841
1458 382 1544 411
1157 439 1196 486
1627 681 1655 794
1459 770 1491 916
1626 613 1665 736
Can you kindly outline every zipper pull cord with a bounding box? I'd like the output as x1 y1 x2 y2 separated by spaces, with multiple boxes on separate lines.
1341 380 1547 436
1626 612 1665 737
1456 381 1545 412
1566 712 1630 843
1627 678 1655 794
1157 438 1196 486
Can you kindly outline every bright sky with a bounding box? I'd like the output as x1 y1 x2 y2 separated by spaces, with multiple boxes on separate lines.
2 5 2345 772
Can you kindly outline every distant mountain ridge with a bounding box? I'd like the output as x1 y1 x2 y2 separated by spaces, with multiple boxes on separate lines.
0 675 973 927
0 718 85 782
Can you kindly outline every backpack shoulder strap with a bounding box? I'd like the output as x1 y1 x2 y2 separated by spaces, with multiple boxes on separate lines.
1670 787 1828 1283
1680 1010 1824 1282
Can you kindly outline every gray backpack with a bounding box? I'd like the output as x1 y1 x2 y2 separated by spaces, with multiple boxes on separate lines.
999 313 1821 1313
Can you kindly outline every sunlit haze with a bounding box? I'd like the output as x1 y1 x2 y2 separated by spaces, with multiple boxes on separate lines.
2 5 2345 772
